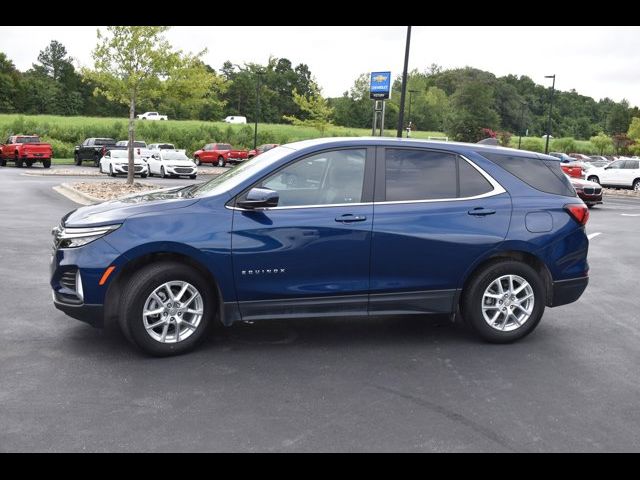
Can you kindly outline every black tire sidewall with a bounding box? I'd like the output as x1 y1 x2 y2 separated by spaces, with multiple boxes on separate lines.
120 263 214 356
463 261 545 343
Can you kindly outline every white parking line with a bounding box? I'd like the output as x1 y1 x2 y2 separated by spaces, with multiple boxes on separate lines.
621 213 640 217
587 232 602 240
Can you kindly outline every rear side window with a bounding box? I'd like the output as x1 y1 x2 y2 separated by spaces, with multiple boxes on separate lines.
480 152 575 197
385 149 457 201
458 158 493 197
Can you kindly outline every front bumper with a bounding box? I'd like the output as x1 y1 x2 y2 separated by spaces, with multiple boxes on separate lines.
577 191 603 205
54 297 104 327
550 276 589 307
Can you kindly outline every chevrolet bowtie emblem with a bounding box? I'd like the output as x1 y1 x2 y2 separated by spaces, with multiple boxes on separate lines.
373 75 387 83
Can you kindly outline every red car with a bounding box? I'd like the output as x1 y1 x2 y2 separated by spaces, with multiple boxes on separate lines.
569 176 603 208
193 143 249 167
1 135 53 168
550 152 584 178
248 143 280 158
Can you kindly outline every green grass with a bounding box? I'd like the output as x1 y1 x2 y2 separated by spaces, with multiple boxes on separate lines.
509 136 602 154
0 114 446 159
53 158 74 165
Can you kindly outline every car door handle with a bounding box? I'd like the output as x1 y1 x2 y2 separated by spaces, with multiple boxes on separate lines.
335 214 367 223
468 207 496 216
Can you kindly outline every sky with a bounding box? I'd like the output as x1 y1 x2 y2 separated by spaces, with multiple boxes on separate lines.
2 26 640 106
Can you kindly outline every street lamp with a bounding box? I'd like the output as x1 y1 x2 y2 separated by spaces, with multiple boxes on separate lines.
396 26 412 138
517 101 527 149
544 74 556 154
254 70 265 150
407 89 418 137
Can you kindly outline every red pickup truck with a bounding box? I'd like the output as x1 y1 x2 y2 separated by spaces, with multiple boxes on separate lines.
1 135 53 168
193 143 248 167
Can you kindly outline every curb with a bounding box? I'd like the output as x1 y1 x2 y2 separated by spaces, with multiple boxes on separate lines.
53 183 103 205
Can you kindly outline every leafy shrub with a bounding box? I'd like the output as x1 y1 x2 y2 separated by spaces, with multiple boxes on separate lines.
497 131 512 147
519 137 544 152
551 137 577 153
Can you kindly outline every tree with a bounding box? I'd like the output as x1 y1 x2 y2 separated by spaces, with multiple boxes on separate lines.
35 40 71 81
590 132 613 155
83 26 209 184
627 117 640 141
283 85 333 135
607 100 631 134
445 79 499 142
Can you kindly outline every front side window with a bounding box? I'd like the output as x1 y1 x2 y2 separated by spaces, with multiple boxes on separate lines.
608 160 624 169
385 149 457 201
256 149 366 207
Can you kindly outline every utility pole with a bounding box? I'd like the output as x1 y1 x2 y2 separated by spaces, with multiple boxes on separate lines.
544 74 556 154
396 26 412 138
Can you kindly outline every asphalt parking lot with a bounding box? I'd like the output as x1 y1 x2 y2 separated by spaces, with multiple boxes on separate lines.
1 164 640 452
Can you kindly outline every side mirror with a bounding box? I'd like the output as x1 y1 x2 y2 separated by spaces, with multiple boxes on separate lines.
237 187 279 209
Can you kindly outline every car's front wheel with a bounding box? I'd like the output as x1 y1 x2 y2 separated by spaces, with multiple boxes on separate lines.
462 260 545 343
109 164 116 177
118 262 213 356
217 156 225 167
587 175 600 184
194 156 201 166
633 179 640 191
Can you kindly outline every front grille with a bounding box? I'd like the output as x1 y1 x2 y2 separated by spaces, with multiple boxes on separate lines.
584 187 602 195
174 167 193 174
60 270 76 291
121 165 143 172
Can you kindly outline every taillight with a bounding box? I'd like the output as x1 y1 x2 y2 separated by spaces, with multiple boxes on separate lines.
565 203 589 226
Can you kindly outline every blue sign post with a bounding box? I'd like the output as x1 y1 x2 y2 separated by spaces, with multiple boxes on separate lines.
370 71 391 100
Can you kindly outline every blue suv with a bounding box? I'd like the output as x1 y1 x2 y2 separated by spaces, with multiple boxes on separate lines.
51 138 590 356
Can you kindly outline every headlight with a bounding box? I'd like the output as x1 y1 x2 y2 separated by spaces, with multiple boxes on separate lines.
52 224 121 249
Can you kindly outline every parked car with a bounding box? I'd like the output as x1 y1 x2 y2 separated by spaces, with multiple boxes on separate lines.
549 152 585 178
115 140 153 159
1 135 52 168
136 112 167 121
569 153 592 162
74 138 127 166
585 156 610 168
51 138 589 356
586 158 640 191
568 176 603 207
224 116 247 124
248 143 280 158
147 150 197 179
148 143 175 151
98 149 148 178
193 143 249 167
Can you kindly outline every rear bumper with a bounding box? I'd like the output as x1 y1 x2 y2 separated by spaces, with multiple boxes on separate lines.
54 299 104 327
550 276 589 307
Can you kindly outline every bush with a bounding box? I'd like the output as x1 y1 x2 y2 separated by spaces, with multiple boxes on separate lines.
519 137 544 153
551 137 577 153
497 131 512 147
42 137 75 158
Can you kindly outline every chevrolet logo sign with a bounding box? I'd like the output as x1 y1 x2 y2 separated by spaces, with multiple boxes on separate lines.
373 74 387 83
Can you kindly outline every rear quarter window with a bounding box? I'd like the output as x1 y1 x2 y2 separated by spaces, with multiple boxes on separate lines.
480 152 575 197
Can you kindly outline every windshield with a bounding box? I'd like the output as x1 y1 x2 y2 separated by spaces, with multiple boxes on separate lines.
162 151 188 161
17 136 40 143
190 146 293 197
95 138 116 146
217 144 232 150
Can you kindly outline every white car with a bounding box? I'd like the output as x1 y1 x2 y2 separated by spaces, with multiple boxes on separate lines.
99 150 149 178
115 140 153 159
224 115 247 124
147 150 198 179
148 143 175 151
136 112 168 121
586 158 640 191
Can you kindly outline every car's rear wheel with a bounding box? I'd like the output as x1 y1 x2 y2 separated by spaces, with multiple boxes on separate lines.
75 154 81 166
194 156 201 166
118 262 213 356
15 154 23 168
25 160 34 168
94 154 100 167
462 260 545 343
217 156 225 167
633 179 640 191
0 158 5 167
587 175 599 184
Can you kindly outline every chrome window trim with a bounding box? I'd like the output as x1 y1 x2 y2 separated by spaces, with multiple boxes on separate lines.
227 154 505 211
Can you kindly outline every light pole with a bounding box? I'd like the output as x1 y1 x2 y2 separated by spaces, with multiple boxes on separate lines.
254 70 265 150
407 89 418 137
517 101 527 149
396 26 412 138
544 74 555 154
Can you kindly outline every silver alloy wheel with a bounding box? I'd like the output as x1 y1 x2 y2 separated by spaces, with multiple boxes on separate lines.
142 281 204 344
481 274 534 332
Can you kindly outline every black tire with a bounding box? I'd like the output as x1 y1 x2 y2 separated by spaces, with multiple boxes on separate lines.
42 159 51 169
25 160 34 168
118 262 214 356
109 164 116 177
217 156 225 167
161 166 167 179
587 175 599 184
633 179 640 192
189 175 197 179
15 154 23 168
94 154 100 167
141 173 148 178
0 158 6 167
194 156 201 166
75 154 82 166
462 260 545 344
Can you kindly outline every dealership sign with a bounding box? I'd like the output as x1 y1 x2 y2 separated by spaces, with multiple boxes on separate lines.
370 71 391 100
